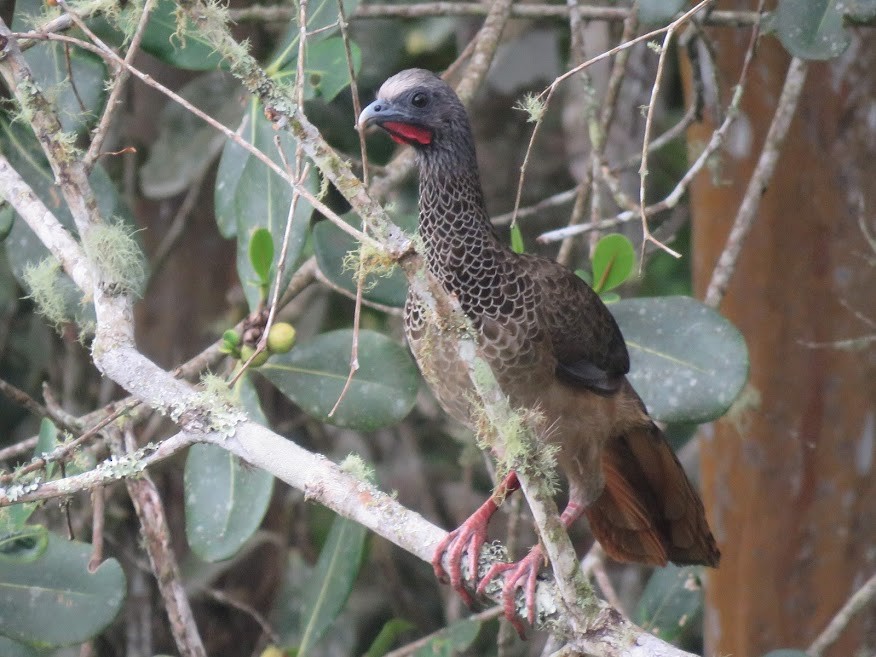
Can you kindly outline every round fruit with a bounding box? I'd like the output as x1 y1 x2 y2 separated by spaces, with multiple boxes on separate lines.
267 322 297 354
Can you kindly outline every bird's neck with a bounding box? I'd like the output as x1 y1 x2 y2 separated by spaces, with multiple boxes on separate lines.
416 148 507 294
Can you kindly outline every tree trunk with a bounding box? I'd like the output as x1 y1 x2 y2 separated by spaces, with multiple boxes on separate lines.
684 5 876 656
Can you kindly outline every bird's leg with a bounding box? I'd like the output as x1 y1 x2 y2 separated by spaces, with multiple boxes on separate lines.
476 499 586 638
432 471 521 606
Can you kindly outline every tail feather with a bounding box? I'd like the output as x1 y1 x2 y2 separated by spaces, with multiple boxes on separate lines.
584 425 720 568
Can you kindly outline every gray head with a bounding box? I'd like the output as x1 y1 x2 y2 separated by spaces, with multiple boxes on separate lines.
358 69 477 167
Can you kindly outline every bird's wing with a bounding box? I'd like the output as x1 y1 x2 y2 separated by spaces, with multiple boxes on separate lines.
520 255 630 393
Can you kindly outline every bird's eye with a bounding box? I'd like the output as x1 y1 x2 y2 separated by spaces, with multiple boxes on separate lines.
411 92 428 108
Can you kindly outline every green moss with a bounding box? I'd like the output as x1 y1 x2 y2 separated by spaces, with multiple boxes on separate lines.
514 92 546 124
340 453 376 484
81 218 146 297
22 258 68 328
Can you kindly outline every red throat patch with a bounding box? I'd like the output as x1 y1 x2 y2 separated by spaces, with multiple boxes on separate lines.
383 121 433 145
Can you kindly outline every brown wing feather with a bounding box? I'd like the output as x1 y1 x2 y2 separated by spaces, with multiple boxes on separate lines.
584 425 720 567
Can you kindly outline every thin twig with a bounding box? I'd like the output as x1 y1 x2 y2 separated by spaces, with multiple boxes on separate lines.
382 607 504 657
88 485 105 572
637 17 695 261
808 571 876 657
114 427 206 657
0 436 40 463
512 0 716 236
0 400 138 485
147 170 206 288
538 4 765 246
704 57 808 307
202 588 281 644
313 265 402 316
0 377 66 430
83 0 157 169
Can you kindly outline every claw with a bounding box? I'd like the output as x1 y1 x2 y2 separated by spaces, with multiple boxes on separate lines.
433 472 522 606
431 498 497 606
477 546 545 639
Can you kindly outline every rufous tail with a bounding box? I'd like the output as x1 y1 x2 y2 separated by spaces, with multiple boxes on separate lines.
584 425 720 567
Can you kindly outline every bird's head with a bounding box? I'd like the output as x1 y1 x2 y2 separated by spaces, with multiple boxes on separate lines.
358 69 473 156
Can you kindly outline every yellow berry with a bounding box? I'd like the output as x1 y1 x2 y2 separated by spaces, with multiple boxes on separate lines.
266 322 296 354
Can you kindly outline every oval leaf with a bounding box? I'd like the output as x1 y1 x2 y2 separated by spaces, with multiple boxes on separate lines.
261 329 419 430
0 533 125 647
249 227 275 286
635 565 704 642
610 296 749 423
298 514 367 657
592 233 635 293
312 213 411 308
774 0 850 60
184 376 274 562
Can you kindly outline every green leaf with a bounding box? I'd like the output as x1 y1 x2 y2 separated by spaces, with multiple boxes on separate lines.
138 0 225 70
249 228 275 287
303 37 362 102
214 103 316 309
141 72 246 199
312 213 411 308
510 223 525 254
34 418 59 479
184 376 274 562
774 0 850 60
638 0 687 24
844 0 876 24
364 618 416 657
298 514 367 657
0 636 40 657
261 329 419 430
412 619 481 657
762 651 809 657
0 533 125 647
0 525 48 564
635 565 704 642
591 233 635 293
574 268 593 286
610 296 749 423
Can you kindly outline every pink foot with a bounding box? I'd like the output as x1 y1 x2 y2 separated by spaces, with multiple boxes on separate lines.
432 472 520 607
477 546 546 639
431 506 494 607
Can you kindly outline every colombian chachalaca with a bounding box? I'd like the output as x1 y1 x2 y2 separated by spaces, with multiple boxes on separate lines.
359 69 719 634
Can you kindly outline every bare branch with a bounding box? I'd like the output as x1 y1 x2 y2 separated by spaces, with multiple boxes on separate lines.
704 57 809 307
808 570 876 657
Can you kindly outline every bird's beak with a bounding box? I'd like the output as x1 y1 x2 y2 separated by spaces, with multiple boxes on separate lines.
358 99 393 129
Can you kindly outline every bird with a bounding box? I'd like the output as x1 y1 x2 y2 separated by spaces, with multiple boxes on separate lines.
358 69 719 635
